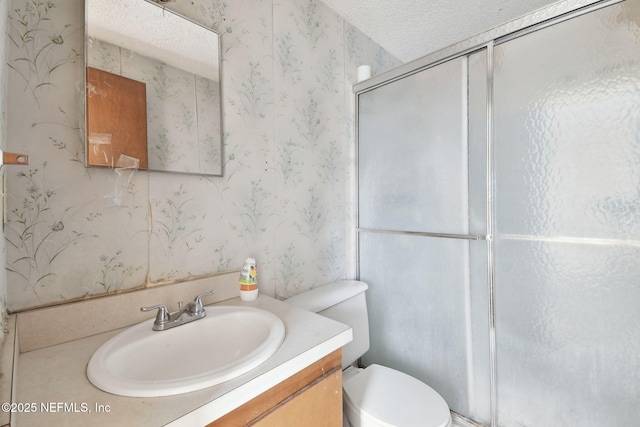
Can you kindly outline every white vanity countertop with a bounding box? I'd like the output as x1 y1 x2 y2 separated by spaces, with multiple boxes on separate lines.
14 295 352 426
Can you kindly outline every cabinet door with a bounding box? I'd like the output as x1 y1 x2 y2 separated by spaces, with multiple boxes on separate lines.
207 350 342 427
251 370 342 427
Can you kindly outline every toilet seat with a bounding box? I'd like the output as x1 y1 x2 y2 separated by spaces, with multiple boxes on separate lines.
343 364 451 427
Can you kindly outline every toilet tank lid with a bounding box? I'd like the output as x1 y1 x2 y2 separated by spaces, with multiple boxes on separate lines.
285 280 368 313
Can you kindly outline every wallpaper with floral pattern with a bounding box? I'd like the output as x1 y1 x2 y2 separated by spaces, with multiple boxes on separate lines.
4 0 400 312
0 0 8 330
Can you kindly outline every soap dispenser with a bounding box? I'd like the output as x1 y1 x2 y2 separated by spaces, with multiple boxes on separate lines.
239 257 258 301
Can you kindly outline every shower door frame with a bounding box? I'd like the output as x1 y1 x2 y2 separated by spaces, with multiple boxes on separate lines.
353 0 624 425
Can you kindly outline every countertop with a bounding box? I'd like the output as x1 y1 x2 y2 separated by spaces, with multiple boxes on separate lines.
13 295 352 426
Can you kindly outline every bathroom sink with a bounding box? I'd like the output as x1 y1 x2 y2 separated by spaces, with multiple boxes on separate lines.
87 305 285 397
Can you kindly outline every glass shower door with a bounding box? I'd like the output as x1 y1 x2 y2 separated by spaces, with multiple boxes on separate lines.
357 1 640 426
493 2 640 425
357 51 491 424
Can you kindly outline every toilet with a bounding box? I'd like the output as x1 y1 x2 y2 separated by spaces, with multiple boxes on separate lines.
285 280 451 427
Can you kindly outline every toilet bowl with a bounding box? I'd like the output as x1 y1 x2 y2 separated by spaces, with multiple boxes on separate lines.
342 364 450 427
285 280 451 427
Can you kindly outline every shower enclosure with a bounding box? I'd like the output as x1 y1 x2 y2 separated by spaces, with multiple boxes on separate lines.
355 1 640 425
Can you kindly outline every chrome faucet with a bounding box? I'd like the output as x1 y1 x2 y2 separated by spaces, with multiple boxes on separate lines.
140 290 215 331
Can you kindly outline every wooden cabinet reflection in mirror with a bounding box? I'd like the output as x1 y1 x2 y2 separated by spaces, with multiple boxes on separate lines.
86 67 148 170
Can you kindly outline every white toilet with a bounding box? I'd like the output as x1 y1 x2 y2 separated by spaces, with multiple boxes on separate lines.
286 280 451 427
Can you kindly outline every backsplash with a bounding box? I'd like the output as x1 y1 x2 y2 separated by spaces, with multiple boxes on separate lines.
4 0 400 312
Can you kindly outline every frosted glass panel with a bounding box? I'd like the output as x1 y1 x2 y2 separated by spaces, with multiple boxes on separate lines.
494 2 640 240
359 232 490 423
358 57 470 234
358 3 640 426
493 3 640 426
494 239 640 426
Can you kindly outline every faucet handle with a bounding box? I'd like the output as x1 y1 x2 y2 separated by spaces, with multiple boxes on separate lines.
193 289 215 313
140 304 170 324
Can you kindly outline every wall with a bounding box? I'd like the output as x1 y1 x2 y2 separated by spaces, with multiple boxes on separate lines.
4 0 401 312
0 0 8 334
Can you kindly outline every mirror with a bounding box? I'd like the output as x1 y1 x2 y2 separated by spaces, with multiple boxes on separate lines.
85 0 222 176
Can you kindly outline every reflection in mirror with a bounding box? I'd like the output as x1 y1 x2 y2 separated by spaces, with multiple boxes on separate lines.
85 0 222 176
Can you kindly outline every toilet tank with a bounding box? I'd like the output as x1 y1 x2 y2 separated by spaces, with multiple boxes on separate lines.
285 280 369 369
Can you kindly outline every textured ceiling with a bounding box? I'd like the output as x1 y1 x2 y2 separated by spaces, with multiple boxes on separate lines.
321 0 561 62
87 0 219 80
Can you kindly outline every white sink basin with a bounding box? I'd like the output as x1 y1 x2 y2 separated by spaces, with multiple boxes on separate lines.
87 305 285 397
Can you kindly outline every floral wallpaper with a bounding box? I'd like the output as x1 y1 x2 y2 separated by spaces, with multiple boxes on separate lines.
4 0 401 312
0 0 8 333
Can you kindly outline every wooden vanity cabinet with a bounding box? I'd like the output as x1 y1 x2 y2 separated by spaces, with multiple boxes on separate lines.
207 349 343 427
